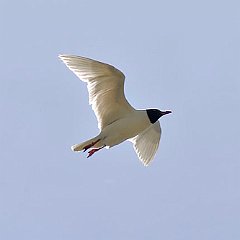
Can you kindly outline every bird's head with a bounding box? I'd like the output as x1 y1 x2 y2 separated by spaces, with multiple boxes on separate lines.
146 109 172 124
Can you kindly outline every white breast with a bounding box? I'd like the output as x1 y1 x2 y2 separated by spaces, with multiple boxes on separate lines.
99 110 151 147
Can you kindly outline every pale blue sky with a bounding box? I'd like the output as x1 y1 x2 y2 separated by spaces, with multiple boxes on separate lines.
1 0 240 239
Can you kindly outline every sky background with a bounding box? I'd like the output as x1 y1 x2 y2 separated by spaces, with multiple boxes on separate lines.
1 0 240 239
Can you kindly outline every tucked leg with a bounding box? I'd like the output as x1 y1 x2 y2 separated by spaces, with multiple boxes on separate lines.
83 139 101 152
87 145 105 158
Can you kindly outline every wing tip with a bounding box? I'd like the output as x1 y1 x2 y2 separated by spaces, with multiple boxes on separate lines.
141 157 152 167
58 54 69 61
143 162 150 167
58 54 92 65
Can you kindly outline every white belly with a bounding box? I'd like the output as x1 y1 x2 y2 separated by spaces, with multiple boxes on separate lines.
98 110 151 147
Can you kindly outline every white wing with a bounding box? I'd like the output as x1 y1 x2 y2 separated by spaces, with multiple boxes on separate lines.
130 121 161 166
59 55 135 130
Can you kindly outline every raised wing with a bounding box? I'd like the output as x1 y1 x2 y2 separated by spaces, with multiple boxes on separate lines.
59 55 135 130
130 121 161 166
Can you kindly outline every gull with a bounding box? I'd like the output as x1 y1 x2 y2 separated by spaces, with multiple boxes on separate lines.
59 55 171 166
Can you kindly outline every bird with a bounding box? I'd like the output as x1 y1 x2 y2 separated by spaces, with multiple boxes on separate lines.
59 55 171 166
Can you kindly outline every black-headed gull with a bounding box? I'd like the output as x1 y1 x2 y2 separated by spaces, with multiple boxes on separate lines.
59 55 171 166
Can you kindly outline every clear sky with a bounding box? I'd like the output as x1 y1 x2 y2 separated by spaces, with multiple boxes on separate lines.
1 0 240 239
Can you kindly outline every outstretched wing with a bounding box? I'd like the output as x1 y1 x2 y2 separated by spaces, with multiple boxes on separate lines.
130 121 161 166
59 55 135 130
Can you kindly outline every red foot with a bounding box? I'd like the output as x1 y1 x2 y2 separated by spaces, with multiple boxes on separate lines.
83 139 100 152
87 146 105 158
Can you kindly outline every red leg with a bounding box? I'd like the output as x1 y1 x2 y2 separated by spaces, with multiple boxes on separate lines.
87 145 105 158
83 139 101 152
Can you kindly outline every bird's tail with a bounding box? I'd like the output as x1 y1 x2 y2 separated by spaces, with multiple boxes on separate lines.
71 136 100 152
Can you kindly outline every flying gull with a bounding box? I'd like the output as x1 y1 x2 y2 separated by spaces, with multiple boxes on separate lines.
59 55 171 166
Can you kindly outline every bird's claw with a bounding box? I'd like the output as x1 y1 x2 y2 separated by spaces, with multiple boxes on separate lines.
87 145 105 158
83 139 100 152
87 149 97 158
